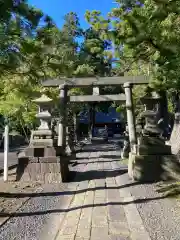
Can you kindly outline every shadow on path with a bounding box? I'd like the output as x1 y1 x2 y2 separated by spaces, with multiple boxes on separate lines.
0 180 138 199
75 155 121 160
69 169 127 182
70 160 120 165
0 195 168 218
82 148 119 153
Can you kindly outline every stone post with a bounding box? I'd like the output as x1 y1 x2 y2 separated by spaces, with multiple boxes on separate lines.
93 87 99 95
58 84 68 152
88 104 92 139
92 103 96 137
73 112 77 143
124 82 137 153
58 84 69 182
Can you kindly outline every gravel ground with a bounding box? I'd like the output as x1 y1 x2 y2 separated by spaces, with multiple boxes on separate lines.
114 162 180 240
0 184 67 240
130 180 180 240
0 148 92 240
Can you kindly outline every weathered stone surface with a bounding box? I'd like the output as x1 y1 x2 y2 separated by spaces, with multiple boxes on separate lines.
76 226 91 238
110 236 131 240
42 75 149 88
107 205 126 222
92 217 108 227
16 160 62 182
30 138 54 147
109 222 130 236
107 189 120 201
137 135 171 155
161 155 180 181
128 153 180 182
20 172 30 181
28 157 39 162
70 94 126 102
138 144 171 155
38 157 58 162
91 227 109 239
56 235 75 240
139 136 165 146
25 146 62 158
53 144 145 240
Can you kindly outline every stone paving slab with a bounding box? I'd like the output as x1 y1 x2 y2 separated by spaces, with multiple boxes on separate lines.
55 143 150 240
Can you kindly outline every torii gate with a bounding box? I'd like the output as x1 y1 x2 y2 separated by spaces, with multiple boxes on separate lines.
42 75 149 154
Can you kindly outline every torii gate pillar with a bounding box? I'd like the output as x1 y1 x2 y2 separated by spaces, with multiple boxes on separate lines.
124 82 137 153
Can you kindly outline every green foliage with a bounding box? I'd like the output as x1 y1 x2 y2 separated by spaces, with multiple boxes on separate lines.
111 0 180 89
3 0 180 131
0 2 114 130
86 1 180 91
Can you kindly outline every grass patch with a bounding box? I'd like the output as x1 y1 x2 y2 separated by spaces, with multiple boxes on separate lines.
155 181 180 198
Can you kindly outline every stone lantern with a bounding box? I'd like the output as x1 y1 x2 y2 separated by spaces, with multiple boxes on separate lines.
30 93 54 146
16 92 66 184
139 92 162 137
34 94 52 131
128 91 172 182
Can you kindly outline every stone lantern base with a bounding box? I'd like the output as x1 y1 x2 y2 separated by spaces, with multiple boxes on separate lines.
128 135 180 182
16 129 73 183
16 145 74 183
128 154 180 182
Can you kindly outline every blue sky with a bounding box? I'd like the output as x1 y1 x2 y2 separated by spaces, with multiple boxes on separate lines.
28 0 116 28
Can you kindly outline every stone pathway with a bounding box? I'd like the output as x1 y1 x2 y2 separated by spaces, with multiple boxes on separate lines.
54 143 151 240
1 141 179 240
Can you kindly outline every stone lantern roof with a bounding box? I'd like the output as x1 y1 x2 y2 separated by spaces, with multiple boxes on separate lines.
33 94 53 104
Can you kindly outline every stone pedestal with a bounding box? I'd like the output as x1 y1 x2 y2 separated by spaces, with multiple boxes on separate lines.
128 153 180 182
128 91 179 183
17 144 71 183
137 136 171 155
16 154 71 183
